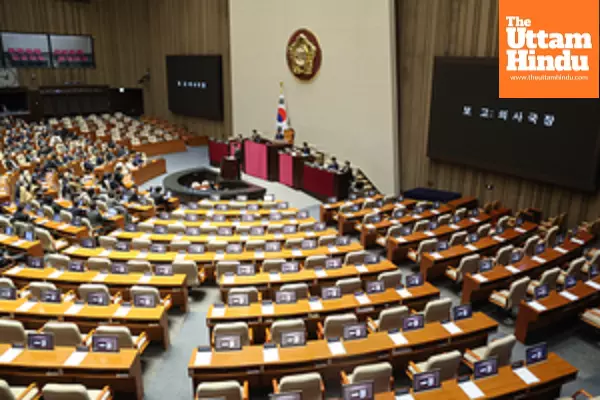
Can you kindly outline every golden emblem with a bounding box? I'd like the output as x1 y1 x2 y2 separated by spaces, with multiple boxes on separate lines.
286 29 322 81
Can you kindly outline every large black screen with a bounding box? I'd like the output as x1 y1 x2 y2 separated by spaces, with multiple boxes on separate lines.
428 57 600 192
166 55 223 120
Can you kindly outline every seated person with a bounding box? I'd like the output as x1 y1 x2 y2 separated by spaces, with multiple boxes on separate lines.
275 128 284 141
86 203 105 227
151 186 167 206
327 157 340 171
341 160 353 178
12 204 31 224
301 142 311 156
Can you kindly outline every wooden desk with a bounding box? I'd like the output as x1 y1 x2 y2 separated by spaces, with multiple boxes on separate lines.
188 312 497 388
207 283 439 341
2 265 189 312
110 228 339 245
0 344 144 400
385 213 493 263
515 276 600 343
461 233 593 305
320 195 384 224
0 233 43 256
0 296 170 349
337 199 417 236
373 353 576 399
148 216 317 228
130 158 167 185
131 138 187 156
196 199 285 207
419 222 538 281
4 205 89 239
182 207 300 218
302 164 351 202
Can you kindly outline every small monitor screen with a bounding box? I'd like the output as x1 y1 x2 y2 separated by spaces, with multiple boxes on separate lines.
468 233 479 243
4 226 13 236
526 343 548 365
474 358 498 380
41 289 61 303
511 251 523 263
210 195 221 201
275 290 296 304
328 197 338 204
479 259 493 272
429 222 439 230
325 258 342 269
437 241 449 251
185 214 199 222
227 293 249 307
150 244 167 253
413 370 441 393
218 227 233 236
401 226 412 236
564 275 577 289
92 335 119 352
215 204 228 211
343 323 368 341
247 204 259 211
495 225 505 234
0 287 17 300
370 215 382 224
555 234 565 246
364 254 378 264
264 195 275 201
281 262 299 273
322 286 342 300
188 244 205 254
237 264 255 276
452 215 461 223
111 263 128 274
366 280 385 294
535 243 546 255
296 211 309 219
269 213 282 221
314 223 326 232
534 284 549 300
242 215 255 222
214 334 242 351
342 381 374 400
516 216 524 226
265 242 281 252
27 333 54 350
134 294 156 308
471 209 480 217
53 214 61 222
301 239 317 250
213 215 226 222
349 205 360 213
155 264 173 276
278 202 289 209
280 331 306 348
336 236 350 246
115 242 130 251
590 264 599 278
154 225 168 234
403 315 425 331
28 257 43 269
433 201 441 208
188 202 199 210
159 212 170 219
87 291 109 306
283 225 297 234
348 193 358 200
250 227 265 235
406 273 423 288
453 304 472 321
24 231 34 241
393 209 405 219
186 227 201 235
226 244 243 254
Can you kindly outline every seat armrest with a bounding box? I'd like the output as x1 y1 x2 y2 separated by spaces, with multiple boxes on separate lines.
198 268 206 283
83 329 96 346
462 348 481 368
94 386 112 400
340 370 350 385
271 379 279 394
16 383 39 400
265 327 272 343
63 290 76 302
258 292 263 302
162 294 172 310
316 322 324 339
406 360 421 379
248 327 254 344
242 381 249 400
112 291 123 304
134 331 149 352
366 317 378 333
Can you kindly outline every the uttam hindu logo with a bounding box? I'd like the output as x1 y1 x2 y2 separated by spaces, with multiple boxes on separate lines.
499 0 598 99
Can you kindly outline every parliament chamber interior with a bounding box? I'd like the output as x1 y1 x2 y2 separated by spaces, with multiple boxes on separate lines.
0 0 599 399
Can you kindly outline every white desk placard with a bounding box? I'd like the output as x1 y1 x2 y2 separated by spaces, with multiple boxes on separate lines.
355 265 369 273
274 233 284 240
465 244 478 251
584 280 600 290
194 351 212 366
555 247 568 254
213 253 225 261
113 305 131 317
288 219 297 224
175 253 186 261
430 252 443 260
355 293 371 305
571 238 584 245
327 341 346 356
516 227 527 233
48 270 64 279
136 251 148 260
449 224 460 230
442 322 463 335
210 306 226 318
514 367 540 385
459 381 485 399
528 301 547 312
263 347 280 362
222 275 235 284
16 301 37 312
6 266 23 275
99 249 112 257
431 209 440 215
328 246 339 253
269 273 281 282
424 231 435 237
559 291 579 301
12 240 26 247
388 331 408 345
0 347 23 363
314 269 328 278
291 249 303 257
64 351 88 366
396 395 415 400
492 236 505 242
308 299 323 311
396 288 413 298
254 251 265 259
470 218 480 223
505 265 520 274
532 256 546 264
261 303 275 315
92 273 107 282
472 274 488 283
65 303 84 315
138 275 152 283
396 237 407 243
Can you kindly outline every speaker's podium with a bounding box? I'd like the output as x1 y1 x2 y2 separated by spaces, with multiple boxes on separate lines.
244 138 290 181
219 156 240 180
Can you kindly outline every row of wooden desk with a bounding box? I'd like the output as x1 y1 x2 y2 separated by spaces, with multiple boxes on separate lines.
321 194 384 224
419 222 539 280
0 233 43 256
148 216 316 228
338 199 418 236
131 138 187 157
129 158 167 185
461 232 594 304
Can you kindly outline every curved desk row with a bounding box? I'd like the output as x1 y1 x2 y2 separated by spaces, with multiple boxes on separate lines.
0 233 43 256
146 216 316 228
337 199 417 235
321 194 384 224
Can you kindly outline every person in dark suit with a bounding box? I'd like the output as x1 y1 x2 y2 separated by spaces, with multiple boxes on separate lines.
301 142 311 156
150 186 167 207
12 204 31 224
327 157 339 171
86 203 104 227
275 128 284 141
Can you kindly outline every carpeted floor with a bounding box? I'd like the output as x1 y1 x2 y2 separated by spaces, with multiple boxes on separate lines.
139 146 600 399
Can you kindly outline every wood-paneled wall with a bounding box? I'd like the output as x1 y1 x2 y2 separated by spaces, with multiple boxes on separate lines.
396 0 599 226
0 0 232 139
0 0 150 88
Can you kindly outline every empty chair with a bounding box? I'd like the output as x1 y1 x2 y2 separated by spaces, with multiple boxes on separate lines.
463 334 516 368
28 281 57 299
59 210 73 224
489 276 531 310
200 226 218 234
558 257 585 285
297 222 314 232
339 203 356 214
0 379 40 400
198 202 214 210
0 277 15 289
262 259 285 273
14 222 30 238
170 210 185 220
449 231 467 246
42 205 54 219
245 240 265 251
335 277 362 295
497 215 510 230
362 212 381 225
477 223 492 237
235 225 251 235
94 325 140 349
415 201 429 210
437 214 451 225
35 228 67 252
412 239 438 263
304 255 327 269
130 286 161 305
527 267 561 295
342 362 393 394
228 202 245 210
454 207 467 220
87 257 111 272
344 250 367 265
78 284 111 302
408 350 462 381
137 222 153 233
319 313 357 339
266 224 284 234
42 384 111 400
522 235 540 257
544 225 559 248
0 319 26 344
269 319 306 344
227 287 259 303
170 239 191 251
41 322 83 347
46 254 70 269
216 261 240 277
127 260 152 273
494 245 514 266
167 224 186 234
195 380 246 400
379 225 404 247
284 238 303 249
412 219 429 233
317 235 337 247
98 236 117 249
262 201 277 210
131 238 151 250
207 240 228 252
173 260 201 286
446 254 480 283
213 322 251 346
362 199 377 209
378 269 402 289
368 305 409 332
279 283 309 299
275 373 323 400
423 298 452 323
